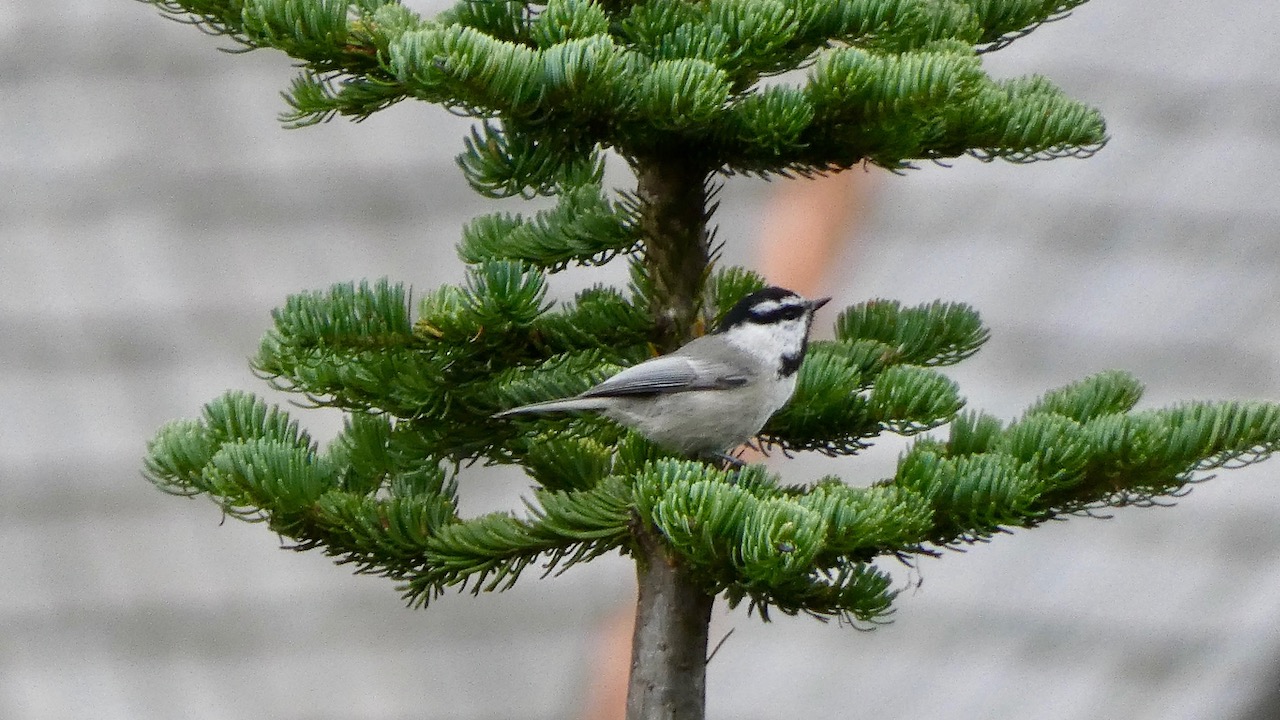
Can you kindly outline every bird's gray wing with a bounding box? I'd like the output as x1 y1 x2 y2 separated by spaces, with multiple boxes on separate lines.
578 354 748 398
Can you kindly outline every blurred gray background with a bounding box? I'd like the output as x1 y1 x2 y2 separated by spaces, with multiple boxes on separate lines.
4 1 1280 718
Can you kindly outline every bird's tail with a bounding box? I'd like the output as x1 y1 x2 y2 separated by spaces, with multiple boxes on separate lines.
492 397 610 418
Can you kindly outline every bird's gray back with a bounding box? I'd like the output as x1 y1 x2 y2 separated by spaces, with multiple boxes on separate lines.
580 336 756 398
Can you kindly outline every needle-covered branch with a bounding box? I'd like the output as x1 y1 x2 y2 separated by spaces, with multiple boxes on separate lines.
143 0 1106 175
146 283 1280 623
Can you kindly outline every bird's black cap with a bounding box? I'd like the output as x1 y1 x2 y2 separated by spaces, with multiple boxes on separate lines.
715 286 826 332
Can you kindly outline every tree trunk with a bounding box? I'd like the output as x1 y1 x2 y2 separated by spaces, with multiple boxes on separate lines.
625 522 715 720
626 154 717 719
633 155 713 352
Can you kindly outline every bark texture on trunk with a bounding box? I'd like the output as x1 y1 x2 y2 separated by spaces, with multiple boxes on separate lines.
633 156 713 353
625 523 715 720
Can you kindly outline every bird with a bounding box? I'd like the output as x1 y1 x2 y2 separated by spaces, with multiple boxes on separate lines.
495 286 831 461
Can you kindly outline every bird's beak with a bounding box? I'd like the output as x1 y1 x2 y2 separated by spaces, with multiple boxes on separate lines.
810 296 832 311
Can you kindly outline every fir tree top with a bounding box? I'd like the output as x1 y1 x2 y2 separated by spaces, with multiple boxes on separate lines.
150 0 1105 190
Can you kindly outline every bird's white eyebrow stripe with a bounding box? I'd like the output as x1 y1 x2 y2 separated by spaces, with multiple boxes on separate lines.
748 297 805 319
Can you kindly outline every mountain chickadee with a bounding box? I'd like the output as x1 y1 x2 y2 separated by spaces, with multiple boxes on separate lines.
495 286 831 459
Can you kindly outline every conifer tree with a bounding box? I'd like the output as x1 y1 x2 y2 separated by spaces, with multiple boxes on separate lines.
139 1 1280 718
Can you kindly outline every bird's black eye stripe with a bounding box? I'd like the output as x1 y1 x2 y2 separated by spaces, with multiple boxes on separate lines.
715 286 808 332
749 304 806 323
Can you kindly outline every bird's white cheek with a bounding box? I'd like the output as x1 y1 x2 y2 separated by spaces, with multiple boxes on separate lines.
724 319 807 366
